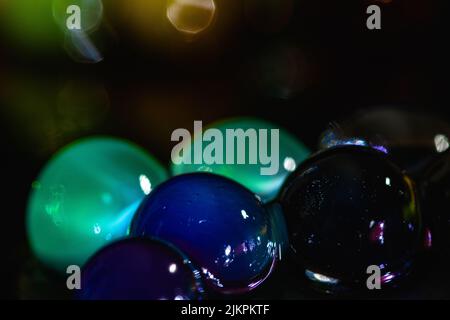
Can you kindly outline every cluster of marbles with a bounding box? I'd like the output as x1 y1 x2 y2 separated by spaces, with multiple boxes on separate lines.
26 111 450 299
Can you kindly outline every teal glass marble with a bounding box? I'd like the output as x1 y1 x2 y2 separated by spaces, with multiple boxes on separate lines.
26 137 168 272
171 118 310 202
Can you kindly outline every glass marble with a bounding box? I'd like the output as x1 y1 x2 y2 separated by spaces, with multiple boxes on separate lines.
420 150 450 254
130 173 278 294
77 238 204 300
319 108 450 177
27 137 168 273
279 146 422 292
171 117 311 203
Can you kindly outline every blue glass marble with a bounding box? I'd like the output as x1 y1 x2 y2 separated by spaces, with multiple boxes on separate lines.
130 173 278 294
280 146 422 293
77 238 204 300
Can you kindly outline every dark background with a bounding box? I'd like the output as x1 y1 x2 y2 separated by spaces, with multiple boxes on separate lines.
1 0 449 299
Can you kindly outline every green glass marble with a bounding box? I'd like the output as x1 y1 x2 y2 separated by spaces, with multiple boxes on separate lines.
171 118 310 202
27 137 168 273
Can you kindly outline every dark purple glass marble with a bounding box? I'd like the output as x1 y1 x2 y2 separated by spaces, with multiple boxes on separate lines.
77 238 204 300
280 146 422 292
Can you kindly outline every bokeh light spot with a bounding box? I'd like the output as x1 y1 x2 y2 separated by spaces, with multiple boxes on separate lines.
167 0 216 35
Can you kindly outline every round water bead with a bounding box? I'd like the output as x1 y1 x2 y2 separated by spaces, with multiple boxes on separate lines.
420 150 450 254
319 108 450 176
280 146 422 292
27 137 168 272
130 173 279 294
78 238 204 300
171 117 311 203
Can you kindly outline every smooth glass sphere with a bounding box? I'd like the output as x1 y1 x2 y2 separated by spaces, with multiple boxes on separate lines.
280 146 422 292
27 137 168 272
171 117 311 203
130 173 278 294
78 238 204 300
319 107 450 176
